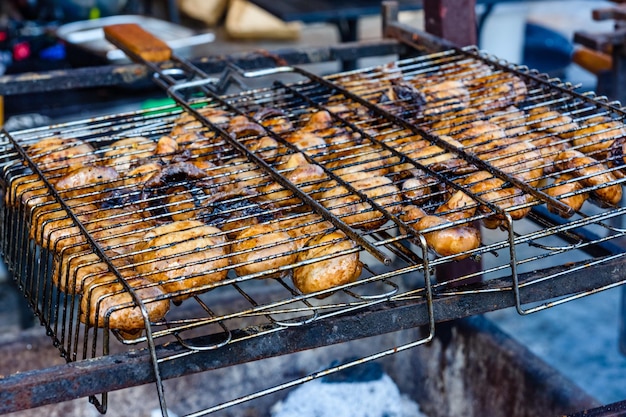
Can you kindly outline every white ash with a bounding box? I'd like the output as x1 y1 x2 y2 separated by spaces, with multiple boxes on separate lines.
270 369 426 417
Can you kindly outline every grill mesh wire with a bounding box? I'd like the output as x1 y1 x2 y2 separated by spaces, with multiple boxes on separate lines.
2 46 626 412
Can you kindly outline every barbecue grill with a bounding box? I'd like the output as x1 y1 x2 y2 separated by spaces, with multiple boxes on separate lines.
1 2 626 416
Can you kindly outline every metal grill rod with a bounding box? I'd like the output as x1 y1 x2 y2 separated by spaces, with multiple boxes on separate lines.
0 127 167 416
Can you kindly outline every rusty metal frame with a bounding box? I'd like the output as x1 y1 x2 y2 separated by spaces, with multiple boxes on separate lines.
0 253 623 413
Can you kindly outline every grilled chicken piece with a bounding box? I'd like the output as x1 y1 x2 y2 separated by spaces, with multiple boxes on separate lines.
230 223 298 278
27 136 96 177
400 205 480 259
103 137 156 173
526 107 579 137
564 115 626 157
554 149 623 206
80 271 170 334
545 174 588 217
292 231 362 295
320 172 401 230
134 221 229 302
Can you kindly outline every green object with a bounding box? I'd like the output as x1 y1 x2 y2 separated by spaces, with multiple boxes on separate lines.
89 7 101 20
141 98 180 116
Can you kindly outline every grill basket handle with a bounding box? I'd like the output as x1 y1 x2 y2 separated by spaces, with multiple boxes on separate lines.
103 23 172 62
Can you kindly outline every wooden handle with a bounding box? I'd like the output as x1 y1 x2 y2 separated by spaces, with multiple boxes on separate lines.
572 46 612 75
104 23 171 62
